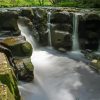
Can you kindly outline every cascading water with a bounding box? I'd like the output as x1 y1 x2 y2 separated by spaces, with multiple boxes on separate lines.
47 11 52 46
72 13 80 51
18 13 100 100
17 17 38 50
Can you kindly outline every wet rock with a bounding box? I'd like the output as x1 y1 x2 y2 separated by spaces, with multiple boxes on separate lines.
19 8 34 20
58 48 66 53
0 36 32 57
81 49 100 60
51 30 72 50
0 52 21 100
0 30 20 37
17 16 39 42
14 58 34 82
32 8 48 46
84 13 100 20
0 11 20 36
50 11 73 51
50 11 71 24
51 24 72 33
9 42 32 57
78 13 100 51
21 42 33 56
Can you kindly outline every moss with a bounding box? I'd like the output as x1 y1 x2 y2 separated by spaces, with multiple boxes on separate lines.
0 53 21 100
5 41 32 57
23 58 34 71
0 84 15 100
1 36 32 57
21 42 32 56
14 58 34 82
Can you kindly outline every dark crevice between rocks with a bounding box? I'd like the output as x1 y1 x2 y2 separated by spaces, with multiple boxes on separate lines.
79 15 100 51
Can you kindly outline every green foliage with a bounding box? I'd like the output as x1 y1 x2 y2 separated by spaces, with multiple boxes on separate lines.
0 0 51 7
79 0 100 8
49 0 61 4
57 1 78 7
0 0 99 7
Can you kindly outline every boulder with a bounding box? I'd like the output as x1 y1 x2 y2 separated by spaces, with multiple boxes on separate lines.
0 11 20 36
19 8 34 20
50 11 71 24
9 42 32 57
32 8 48 46
78 13 100 50
51 30 72 50
49 11 73 50
14 58 34 82
84 13 100 20
0 52 21 100
0 36 32 57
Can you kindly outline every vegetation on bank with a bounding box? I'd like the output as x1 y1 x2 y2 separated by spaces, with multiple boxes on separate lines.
0 0 100 8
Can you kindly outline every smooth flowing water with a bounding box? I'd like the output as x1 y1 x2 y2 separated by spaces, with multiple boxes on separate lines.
17 17 38 50
72 13 80 51
18 16 100 100
19 47 100 100
47 12 52 46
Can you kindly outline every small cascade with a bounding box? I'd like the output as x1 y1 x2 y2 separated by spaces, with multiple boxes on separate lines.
72 13 81 51
47 11 52 46
17 17 38 50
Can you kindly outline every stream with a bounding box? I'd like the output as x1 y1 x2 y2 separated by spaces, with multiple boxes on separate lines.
19 47 100 100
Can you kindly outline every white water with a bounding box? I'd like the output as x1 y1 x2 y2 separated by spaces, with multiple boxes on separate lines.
47 12 52 46
18 15 100 100
17 17 38 50
72 13 81 51
19 47 100 100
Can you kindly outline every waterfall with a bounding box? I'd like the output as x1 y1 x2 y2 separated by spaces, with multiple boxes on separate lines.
47 11 52 46
18 11 100 100
72 13 80 51
17 17 38 50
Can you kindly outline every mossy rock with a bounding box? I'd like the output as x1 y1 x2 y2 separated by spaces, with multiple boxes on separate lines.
0 84 15 100
50 11 71 24
21 42 32 56
8 42 32 57
19 8 34 20
0 11 19 32
14 58 34 82
0 36 32 57
0 53 21 100
32 8 48 46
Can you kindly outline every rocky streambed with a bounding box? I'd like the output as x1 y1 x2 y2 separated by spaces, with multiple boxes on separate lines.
0 7 100 100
